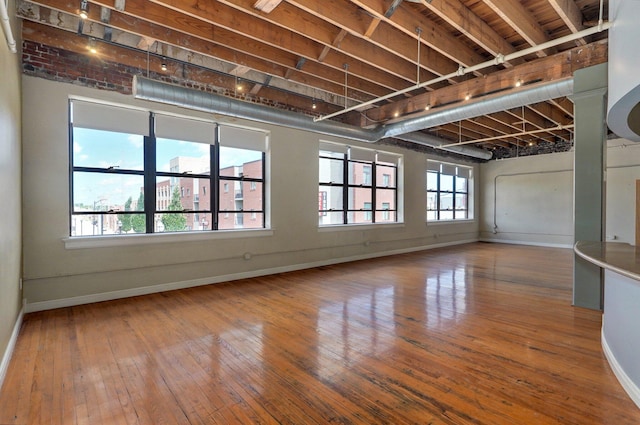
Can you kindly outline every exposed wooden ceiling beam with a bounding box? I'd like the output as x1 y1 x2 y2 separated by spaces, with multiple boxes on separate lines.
549 97 574 118
362 39 606 122
22 20 332 114
318 29 347 62
363 17 380 38
350 0 487 68
417 0 517 62
147 0 412 90
253 0 283 13
217 0 446 82
29 0 391 102
19 3 371 107
547 0 586 44
481 0 554 57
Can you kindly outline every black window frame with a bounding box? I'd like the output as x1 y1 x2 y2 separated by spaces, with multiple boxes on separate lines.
319 146 399 225
69 106 267 236
426 162 470 222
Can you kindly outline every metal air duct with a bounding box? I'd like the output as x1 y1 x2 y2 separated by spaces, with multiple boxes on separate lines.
134 76 572 160
382 79 574 138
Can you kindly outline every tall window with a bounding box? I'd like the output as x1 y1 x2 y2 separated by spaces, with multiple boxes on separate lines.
426 160 471 221
319 142 401 225
69 100 267 236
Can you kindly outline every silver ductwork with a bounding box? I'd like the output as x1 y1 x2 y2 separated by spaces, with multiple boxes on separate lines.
382 79 574 138
133 76 573 161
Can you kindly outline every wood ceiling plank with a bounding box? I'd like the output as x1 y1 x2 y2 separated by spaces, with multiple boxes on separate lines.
22 20 334 114
215 0 445 83
364 39 606 122
147 0 412 90
527 101 573 126
284 0 455 77
351 0 488 67
547 0 585 42
481 0 554 57
549 97 574 117
33 0 395 101
418 0 517 59
364 17 381 38
22 1 379 104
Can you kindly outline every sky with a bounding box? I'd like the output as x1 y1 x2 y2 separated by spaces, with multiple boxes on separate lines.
73 127 261 207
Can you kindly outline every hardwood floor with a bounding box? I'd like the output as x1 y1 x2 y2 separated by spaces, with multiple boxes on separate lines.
1 243 639 424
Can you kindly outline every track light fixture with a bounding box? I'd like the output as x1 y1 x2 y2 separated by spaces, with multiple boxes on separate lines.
515 79 522 87
464 93 471 101
161 59 167 71
87 37 97 54
79 0 89 19
424 104 430 111
312 100 317 110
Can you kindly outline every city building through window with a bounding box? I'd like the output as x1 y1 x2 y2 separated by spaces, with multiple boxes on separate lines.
426 160 472 221
69 100 267 236
318 142 401 226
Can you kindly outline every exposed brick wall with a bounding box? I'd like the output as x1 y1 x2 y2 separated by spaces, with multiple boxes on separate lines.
22 41 136 94
22 41 572 161
21 41 292 112
492 139 574 160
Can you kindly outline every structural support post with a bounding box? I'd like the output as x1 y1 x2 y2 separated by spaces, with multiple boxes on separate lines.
571 63 607 310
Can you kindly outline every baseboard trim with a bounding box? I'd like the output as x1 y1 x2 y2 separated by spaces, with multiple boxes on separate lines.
0 301 25 391
480 238 572 249
602 328 640 410
25 239 477 313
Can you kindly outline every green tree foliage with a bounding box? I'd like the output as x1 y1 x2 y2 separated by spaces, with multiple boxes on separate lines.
132 191 146 233
120 196 133 233
162 186 187 232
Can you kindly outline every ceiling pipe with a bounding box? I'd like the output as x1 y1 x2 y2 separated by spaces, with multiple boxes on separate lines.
314 22 610 123
382 79 574 138
132 75 493 160
0 0 17 53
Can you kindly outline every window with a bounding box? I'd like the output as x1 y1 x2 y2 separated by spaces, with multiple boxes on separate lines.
363 165 372 185
364 202 372 221
70 100 267 236
382 202 390 221
318 142 401 225
426 160 471 221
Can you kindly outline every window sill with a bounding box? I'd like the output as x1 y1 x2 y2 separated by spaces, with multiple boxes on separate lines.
426 219 475 225
63 228 274 249
318 222 405 232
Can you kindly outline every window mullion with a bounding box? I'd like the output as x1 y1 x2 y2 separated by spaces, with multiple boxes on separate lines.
68 111 75 236
212 125 220 231
261 151 266 229
436 172 441 221
371 162 377 223
342 154 348 224
144 112 157 233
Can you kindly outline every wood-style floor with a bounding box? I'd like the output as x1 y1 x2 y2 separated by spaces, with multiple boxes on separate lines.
1 243 639 424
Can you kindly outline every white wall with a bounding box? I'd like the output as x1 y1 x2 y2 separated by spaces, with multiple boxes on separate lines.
606 139 640 244
21 76 480 311
0 0 23 383
480 140 640 247
479 152 575 247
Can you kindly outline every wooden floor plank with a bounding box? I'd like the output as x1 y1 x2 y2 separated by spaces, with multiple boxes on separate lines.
1 243 639 424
